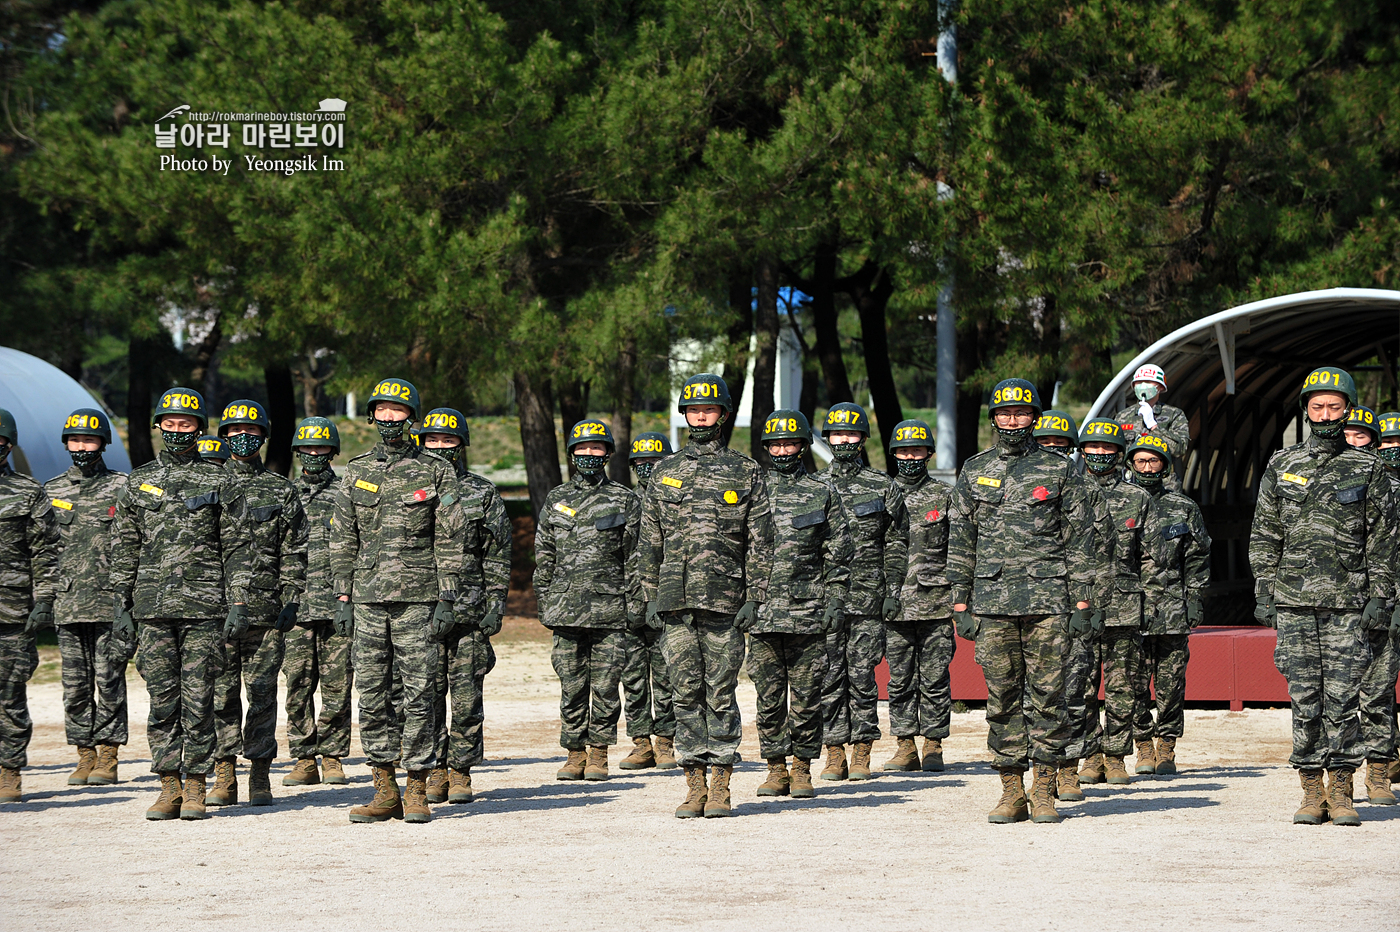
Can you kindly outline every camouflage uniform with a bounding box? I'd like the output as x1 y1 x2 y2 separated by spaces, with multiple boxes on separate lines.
749 466 851 760
214 457 307 762
44 464 128 749
947 439 1098 769
330 442 464 771
1249 434 1394 771
284 467 353 761
620 473 673 741
1061 478 1115 762
888 471 953 742
535 473 640 749
1112 402 1191 472
111 449 252 775
638 438 773 767
0 466 58 770
1140 487 1211 740
1358 459 1399 767
817 460 908 746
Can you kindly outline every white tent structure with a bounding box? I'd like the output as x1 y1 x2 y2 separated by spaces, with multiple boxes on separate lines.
0 347 132 482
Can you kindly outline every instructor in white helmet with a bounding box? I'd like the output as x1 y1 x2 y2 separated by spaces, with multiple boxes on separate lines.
1112 364 1191 472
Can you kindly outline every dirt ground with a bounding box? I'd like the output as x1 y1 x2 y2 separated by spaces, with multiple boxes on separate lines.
2 618 1397 931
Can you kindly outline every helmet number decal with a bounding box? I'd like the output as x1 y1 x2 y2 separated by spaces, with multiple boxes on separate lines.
64 413 104 431
826 409 861 425
764 416 801 435
295 424 332 441
374 380 414 399
633 438 665 453
991 385 1034 406
682 381 717 400
159 392 201 411
423 412 459 430
221 403 261 422
894 424 928 441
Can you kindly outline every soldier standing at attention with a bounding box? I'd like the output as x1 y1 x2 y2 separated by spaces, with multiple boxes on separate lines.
39 409 128 787
882 419 954 774
207 400 308 808
535 420 640 783
282 417 353 788
749 411 851 798
1112 364 1191 473
1373 411 1400 792
420 407 510 804
0 409 58 803
947 379 1098 824
1250 367 1394 826
1128 434 1210 775
110 387 253 820
331 378 464 825
816 402 908 783
618 431 677 771
639 373 773 818
198 435 230 466
1033 410 1078 454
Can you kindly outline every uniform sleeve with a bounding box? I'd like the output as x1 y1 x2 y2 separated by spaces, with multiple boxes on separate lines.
1248 459 1283 602
279 489 309 605
1086 483 1116 609
1061 472 1097 606
1186 503 1212 591
532 492 557 608
638 483 661 604
218 475 253 606
1365 463 1396 601
744 469 774 604
1164 409 1192 461
821 491 854 606
432 462 465 596
1137 494 1165 613
328 474 359 597
26 489 60 603
883 482 910 600
108 478 139 602
482 488 512 610
945 474 976 606
623 490 642 618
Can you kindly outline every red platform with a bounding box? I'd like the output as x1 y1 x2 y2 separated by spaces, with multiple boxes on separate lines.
874 625 1398 710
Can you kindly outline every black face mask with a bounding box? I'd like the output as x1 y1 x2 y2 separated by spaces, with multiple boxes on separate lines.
896 456 929 478
572 453 608 476
70 449 103 469
1133 470 1165 491
633 461 656 483
161 429 200 453
431 444 463 465
1308 416 1347 440
299 451 333 474
831 440 864 463
688 422 723 443
375 418 407 443
997 426 1032 445
770 453 804 474
1379 446 1400 467
1083 451 1121 473
226 433 266 458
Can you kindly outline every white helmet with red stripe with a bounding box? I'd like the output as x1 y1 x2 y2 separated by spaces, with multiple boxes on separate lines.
1132 364 1166 390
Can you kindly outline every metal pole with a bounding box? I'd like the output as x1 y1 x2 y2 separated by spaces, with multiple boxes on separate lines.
935 2 958 471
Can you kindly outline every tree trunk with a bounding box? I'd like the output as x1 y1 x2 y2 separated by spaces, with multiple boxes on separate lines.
515 370 563 520
126 335 156 467
845 261 903 474
750 257 779 465
956 321 983 470
720 269 753 448
608 337 637 487
811 242 854 405
263 364 297 476
557 376 589 479
795 318 821 473
189 313 223 388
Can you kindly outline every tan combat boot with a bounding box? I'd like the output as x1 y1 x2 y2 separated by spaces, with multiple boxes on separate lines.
705 764 733 817
1029 764 1063 823
425 767 449 803
1364 761 1396 805
1134 740 1157 775
790 759 815 798
1104 756 1132 785
1327 769 1360 826
321 756 348 785
619 736 656 770
1057 762 1084 802
248 759 273 806
448 768 473 804
1155 737 1178 775
850 741 874 781
883 738 920 772
988 768 1029 823
675 766 708 818
206 758 238 806
69 747 97 785
0 766 22 803
349 765 403 823
180 774 208 820
921 738 945 772
1293 768 1326 824
283 757 320 787
1079 753 1107 785
757 758 790 797
145 772 182 820
820 745 848 782
403 770 432 824
584 746 609 781
654 736 678 769
89 745 119 785
556 749 586 781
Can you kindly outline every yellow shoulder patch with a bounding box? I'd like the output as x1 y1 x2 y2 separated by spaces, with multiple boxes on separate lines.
138 483 164 497
354 479 380 493
553 502 577 517
660 476 683 489
51 499 73 511
1280 473 1309 486
975 476 1002 488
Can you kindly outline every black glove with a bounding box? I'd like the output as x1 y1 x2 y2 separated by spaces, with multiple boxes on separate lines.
479 604 504 637
430 600 456 641
274 603 299 633
645 602 662 631
881 597 902 623
1069 607 1092 637
1090 610 1106 635
821 601 845 635
24 600 53 637
954 608 977 641
108 596 137 663
1254 592 1276 629
1362 597 1387 630
223 603 250 641
333 599 355 639
1186 593 1205 629
734 601 758 632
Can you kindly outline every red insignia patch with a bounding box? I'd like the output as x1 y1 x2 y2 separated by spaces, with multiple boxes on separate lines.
1032 486 1048 501
1126 518 1136 528
109 505 117 517
1121 424 1133 432
926 509 941 522
414 489 428 502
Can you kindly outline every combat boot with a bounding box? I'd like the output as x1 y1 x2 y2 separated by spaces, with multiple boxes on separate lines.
790 759 815 798
1155 737 1178 775
1104 756 1132 785
820 745 848 782
283 757 320 787
180 774 208 820
403 770 432 824
69 747 97 785
1293 768 1326 825
1134 740 1157 775
1364 761 1396 805
425 767 449 803
349 765 403 823
675 766 707 818
248 759 273 806
921 738 945 772
584 746 609 781
206 758 238 806
1079 753 1107 785
89 745 119 785
321 756 348 785
705 764 733 817
0 766 21 803
757 758 790 797
1057 762 1084 802
1029 764 1063 823
556 749 586 781
988 768 1029 824
883 738 920 772
619 736 655 770
448 768 473 804
1327 769 1360 826
850 741 874 780
145 772 182 820
654 736 678 769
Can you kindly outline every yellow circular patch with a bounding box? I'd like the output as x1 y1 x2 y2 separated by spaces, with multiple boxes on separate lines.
723 490 738 504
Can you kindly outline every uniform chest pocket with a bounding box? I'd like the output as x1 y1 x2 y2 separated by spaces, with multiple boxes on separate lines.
402 488 438 537
594 512 627 531
184 489 219 511
249 502 283 523
715 488 751 508
0 495 29 521
791 509 827 529
652 483 686 506
852 497 885 518
1335 484 1365 505
54 508 76 526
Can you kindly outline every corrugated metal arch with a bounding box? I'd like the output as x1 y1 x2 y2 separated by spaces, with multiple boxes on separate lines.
0 347 133 482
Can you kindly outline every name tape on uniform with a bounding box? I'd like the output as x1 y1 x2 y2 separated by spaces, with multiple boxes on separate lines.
553 502 577 517
51 499 74 511
355 479 380 493
139 483 165 496
660 476 683 488
1280 473 1309 486
976 476 1002 488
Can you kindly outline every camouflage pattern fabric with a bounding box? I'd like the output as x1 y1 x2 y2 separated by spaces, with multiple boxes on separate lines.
355 601 437 770
1142 488 1211 635
756 468 852 634
1141 634 1190 739
283 620 352 759
551 626 627 748
0 465 59 625
296 468 339 623
0 626 38 768
817 458 908 617
1358 628 1397 763
535 474 641 629
821 615 885 745
1083 628 1149 758
1087 472 1157 628
453 469 511 626
659 609 745 766
1111 402 1191 465
57 625 128 747
897 472 953 622
44 464 125 626
974 613 1071 768
1062 632 1098 760
213 627 285 760
621 626 673 739
884 620 954 740
747 632 826 760
136 619 223 774
226 458 307 624
432 624 493 769
1273 609 1367 770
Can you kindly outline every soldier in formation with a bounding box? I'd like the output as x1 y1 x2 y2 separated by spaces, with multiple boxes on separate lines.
1113 364 1190 473
1375 411 1400 794
1032 410 1078 454
198 435 229 465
